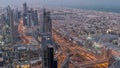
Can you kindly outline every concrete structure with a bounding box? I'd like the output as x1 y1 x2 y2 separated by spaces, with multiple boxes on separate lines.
23 3 28 26
7 6 16 45
30 9 39 25
27 10 32 27
41 9 55 68
33 10 39 25
47 46 54 68
41 34 51 68
15 8 21 23
14 46 28 61
41 8 52 35
54 59 58 68
23 3 28 13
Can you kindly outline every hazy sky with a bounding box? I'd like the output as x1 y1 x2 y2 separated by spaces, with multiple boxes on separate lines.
0 0 120 8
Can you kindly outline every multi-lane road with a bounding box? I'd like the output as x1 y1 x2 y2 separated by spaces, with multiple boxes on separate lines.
53 29 108 68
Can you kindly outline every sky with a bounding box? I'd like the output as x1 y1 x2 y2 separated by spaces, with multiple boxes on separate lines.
0 0 120 8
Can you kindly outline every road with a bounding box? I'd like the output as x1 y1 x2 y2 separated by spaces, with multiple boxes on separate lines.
53 29 108 68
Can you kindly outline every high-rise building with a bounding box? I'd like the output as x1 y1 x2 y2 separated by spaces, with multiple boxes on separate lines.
40 8 52 46
0 14 5 34
41 35 55 68
47 46 54 68
41 8 56 68
23 3 28 26
14 46 28 61
25 8 39 26
54 59 58 68
6 6 11 26
42 8 52 35
7 6 16 45
10 11 16 45
33 10 39 25
41 35 49 68
27 10 32 27
15 8 21 23
23 13 28 26
23 3 28 13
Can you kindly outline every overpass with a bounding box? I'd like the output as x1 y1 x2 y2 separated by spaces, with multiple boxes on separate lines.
53 28 109 68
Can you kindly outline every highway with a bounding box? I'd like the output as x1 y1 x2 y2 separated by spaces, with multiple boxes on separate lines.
112 50 120 57
53 29 108 68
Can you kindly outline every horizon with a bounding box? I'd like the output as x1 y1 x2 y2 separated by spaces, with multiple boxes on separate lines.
0 0 120 13
0 0 120 8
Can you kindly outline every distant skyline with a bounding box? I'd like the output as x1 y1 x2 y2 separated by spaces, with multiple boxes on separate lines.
0 0 120 8
0 0 120 13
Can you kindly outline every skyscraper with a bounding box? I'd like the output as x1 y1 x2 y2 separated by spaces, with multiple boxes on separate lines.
33 10 39 25
23 3 28 26
41 35 49 68
27 10 32 27
7 6 16 45
23 3 28 13
6 6 11 26
41 34 55 68
48 46 54 68
54 59 58 68
15 8 21 23
41 9 55 68
42 8 52 35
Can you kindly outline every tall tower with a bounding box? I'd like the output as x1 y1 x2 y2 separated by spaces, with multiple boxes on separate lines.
40 8 52 44
27 10 32 27
15 8 21 23
0 14 6 41
23 3 28 26
41 8 55 68
6 6 11 26
33 10 39 25
41 35 54 68
48 46 54 68
23 2 28 13
54 59 58 68
41 35 49 68
7 6 16 45
42 8 52 35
